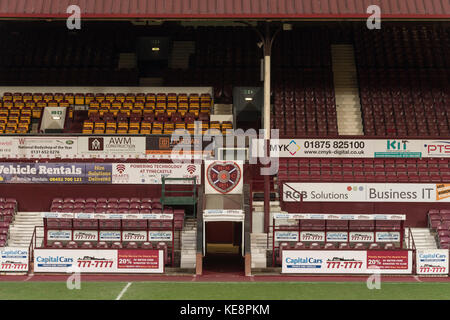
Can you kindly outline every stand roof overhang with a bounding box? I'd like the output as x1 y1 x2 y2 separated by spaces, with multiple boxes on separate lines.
0 0 448 19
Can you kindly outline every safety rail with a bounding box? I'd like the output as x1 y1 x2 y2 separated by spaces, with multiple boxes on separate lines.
28 226 37 272
161 176 197 217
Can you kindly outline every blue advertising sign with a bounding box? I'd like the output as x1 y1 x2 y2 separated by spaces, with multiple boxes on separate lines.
0 163 112 184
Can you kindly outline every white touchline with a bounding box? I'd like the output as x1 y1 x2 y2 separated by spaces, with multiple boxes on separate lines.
116 282 132 300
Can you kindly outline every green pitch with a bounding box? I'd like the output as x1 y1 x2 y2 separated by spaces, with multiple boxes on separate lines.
0 281 450 300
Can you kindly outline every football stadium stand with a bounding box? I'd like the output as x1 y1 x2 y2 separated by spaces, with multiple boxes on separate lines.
0 12 448 277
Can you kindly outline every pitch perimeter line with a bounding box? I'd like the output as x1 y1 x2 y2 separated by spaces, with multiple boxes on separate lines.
116 282 132 300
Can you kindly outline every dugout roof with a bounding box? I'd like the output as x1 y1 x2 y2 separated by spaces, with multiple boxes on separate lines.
0 0 448 19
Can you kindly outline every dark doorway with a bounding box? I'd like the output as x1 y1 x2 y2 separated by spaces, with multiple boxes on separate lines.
203 221 244 274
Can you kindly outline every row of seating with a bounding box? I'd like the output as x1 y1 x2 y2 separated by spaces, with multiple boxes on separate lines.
82 119 231 135
0 198 16 247
354 25 449 68
278 159 450 182
281 158 450 168
52 197 160 204
1 92 212 106
47 217 183 230
0 68 139 87
49 241 172 264
271 68 337 137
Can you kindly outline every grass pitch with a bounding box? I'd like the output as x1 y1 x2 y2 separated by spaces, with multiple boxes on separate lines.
0 281 450 300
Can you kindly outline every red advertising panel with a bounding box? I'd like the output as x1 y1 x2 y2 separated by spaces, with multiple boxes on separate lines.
367 251 409 271
117 250 161 270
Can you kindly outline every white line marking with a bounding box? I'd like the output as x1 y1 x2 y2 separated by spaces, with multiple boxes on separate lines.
24 275 33 281
414 276 422 282
116 282 132 300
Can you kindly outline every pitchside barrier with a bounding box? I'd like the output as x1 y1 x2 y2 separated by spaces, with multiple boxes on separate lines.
272 213 449 275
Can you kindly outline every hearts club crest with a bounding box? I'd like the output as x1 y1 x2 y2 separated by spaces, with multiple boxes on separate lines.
206 161 242 194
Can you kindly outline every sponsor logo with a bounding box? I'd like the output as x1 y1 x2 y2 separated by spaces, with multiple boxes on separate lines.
418 265 447 273
123 232 146 241
99 231 121 241
187 165 197 174
116 164 126 174
206 161 242 194
88 138 103 151
387 140 409 151
350 232 374 242
159 137 170 149
326 232 348 242
300 232 324 241
0 261 28 270
36 255 74 267
77 256 114 268
275 232 299 242
376 232 400 242
284 256 323 269
287 140 301 156
425 141 450 155
326 257 363 269
73 231 97 241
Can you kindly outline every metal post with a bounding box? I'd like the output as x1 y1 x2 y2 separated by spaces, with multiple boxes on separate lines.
172 216 175 267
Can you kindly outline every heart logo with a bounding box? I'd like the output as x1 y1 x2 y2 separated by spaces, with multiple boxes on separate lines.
206 161 241 194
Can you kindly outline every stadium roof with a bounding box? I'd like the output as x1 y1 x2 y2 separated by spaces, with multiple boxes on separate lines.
0 0 448 19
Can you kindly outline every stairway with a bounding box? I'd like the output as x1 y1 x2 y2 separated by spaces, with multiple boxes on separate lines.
7 212 43 248
331 44 364 135
180 217 197 268
250 199 292 268
406 228 438 249
169 41 195 69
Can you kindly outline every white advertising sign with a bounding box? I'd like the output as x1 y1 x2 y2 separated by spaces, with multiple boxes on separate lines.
112 163 200 184
349 232 375 243
11 136 77 159
282 250 368 274
47 230 72 241
326 232 348 242
283 183 450 203
273 213 405 221
122 231 147 242
78 136 146 158
0 137 17 158
99 231 122 241
42 212 173 220
300 231 325 242
73 230 98 241
254 139 450 158
416 249 449 275
0 247 29 272
148 231 173 241
375 232 401 242
275 231 299 242
282 250 412 274
34 249 164 273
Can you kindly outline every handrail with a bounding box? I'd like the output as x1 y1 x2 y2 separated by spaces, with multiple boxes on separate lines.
408 227 417 251
28 226 37 273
